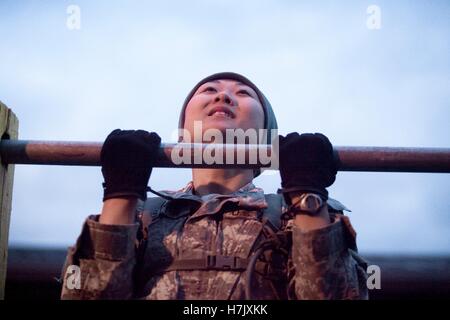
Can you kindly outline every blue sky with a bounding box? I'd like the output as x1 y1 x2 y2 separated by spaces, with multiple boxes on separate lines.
0 0 449 254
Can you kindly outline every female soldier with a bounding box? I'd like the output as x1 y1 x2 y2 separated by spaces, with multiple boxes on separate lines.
61 72 368 300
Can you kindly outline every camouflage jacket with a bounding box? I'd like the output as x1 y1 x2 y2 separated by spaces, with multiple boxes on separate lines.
60 181 368 300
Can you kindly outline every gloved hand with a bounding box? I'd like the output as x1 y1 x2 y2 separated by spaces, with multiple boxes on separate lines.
278 132 338 201
100 129 161 201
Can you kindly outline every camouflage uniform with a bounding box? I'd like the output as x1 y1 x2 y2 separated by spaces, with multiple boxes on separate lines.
60 182 368 300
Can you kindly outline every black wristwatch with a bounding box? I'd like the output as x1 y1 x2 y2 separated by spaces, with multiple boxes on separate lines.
289 193 325 216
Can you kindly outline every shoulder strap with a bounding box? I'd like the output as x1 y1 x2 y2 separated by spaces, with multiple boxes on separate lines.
261 193 284 230
143 196 167 218
327 197 351 212
135 196 167 231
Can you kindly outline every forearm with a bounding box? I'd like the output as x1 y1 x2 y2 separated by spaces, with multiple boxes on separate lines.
100 197 138 225
61 215 140 299
290 212 368 300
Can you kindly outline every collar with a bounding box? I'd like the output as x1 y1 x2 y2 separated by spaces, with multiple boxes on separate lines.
149 181 268 220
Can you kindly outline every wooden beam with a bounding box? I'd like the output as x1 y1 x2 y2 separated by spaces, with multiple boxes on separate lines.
0 101 18 299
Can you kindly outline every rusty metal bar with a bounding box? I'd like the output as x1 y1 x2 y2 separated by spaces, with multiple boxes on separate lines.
0 139 449 173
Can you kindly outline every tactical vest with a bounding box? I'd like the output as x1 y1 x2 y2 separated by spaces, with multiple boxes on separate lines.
134 193 351 299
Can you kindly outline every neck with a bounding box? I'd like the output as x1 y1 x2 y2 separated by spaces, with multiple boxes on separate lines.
191 168 254 196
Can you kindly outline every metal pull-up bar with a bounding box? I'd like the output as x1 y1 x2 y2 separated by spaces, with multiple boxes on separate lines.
0 139 449 173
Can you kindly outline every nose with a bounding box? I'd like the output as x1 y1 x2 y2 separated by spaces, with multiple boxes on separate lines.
214 91 235 106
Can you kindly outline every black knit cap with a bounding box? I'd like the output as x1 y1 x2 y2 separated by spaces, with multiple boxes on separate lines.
178 72 278 177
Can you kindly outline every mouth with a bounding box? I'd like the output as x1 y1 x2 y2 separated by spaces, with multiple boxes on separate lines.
207 106 235 119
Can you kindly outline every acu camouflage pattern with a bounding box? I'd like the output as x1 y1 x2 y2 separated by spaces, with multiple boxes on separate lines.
60 182 368 300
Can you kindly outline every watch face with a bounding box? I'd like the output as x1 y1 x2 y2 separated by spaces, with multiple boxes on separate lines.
301 194 323 212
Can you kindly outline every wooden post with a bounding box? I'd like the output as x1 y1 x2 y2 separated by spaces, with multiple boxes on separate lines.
0 101 18 299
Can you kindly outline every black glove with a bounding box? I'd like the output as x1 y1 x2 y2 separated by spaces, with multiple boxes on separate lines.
278 132 338 202
100 129 161 201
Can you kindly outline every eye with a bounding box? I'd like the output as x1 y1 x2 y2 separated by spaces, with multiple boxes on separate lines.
203 86 217 93
237 89 252 96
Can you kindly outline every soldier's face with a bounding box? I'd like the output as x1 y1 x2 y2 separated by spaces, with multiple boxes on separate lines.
183 79 265 140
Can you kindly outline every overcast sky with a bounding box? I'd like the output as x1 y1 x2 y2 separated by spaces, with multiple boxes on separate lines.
0 0 449 254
